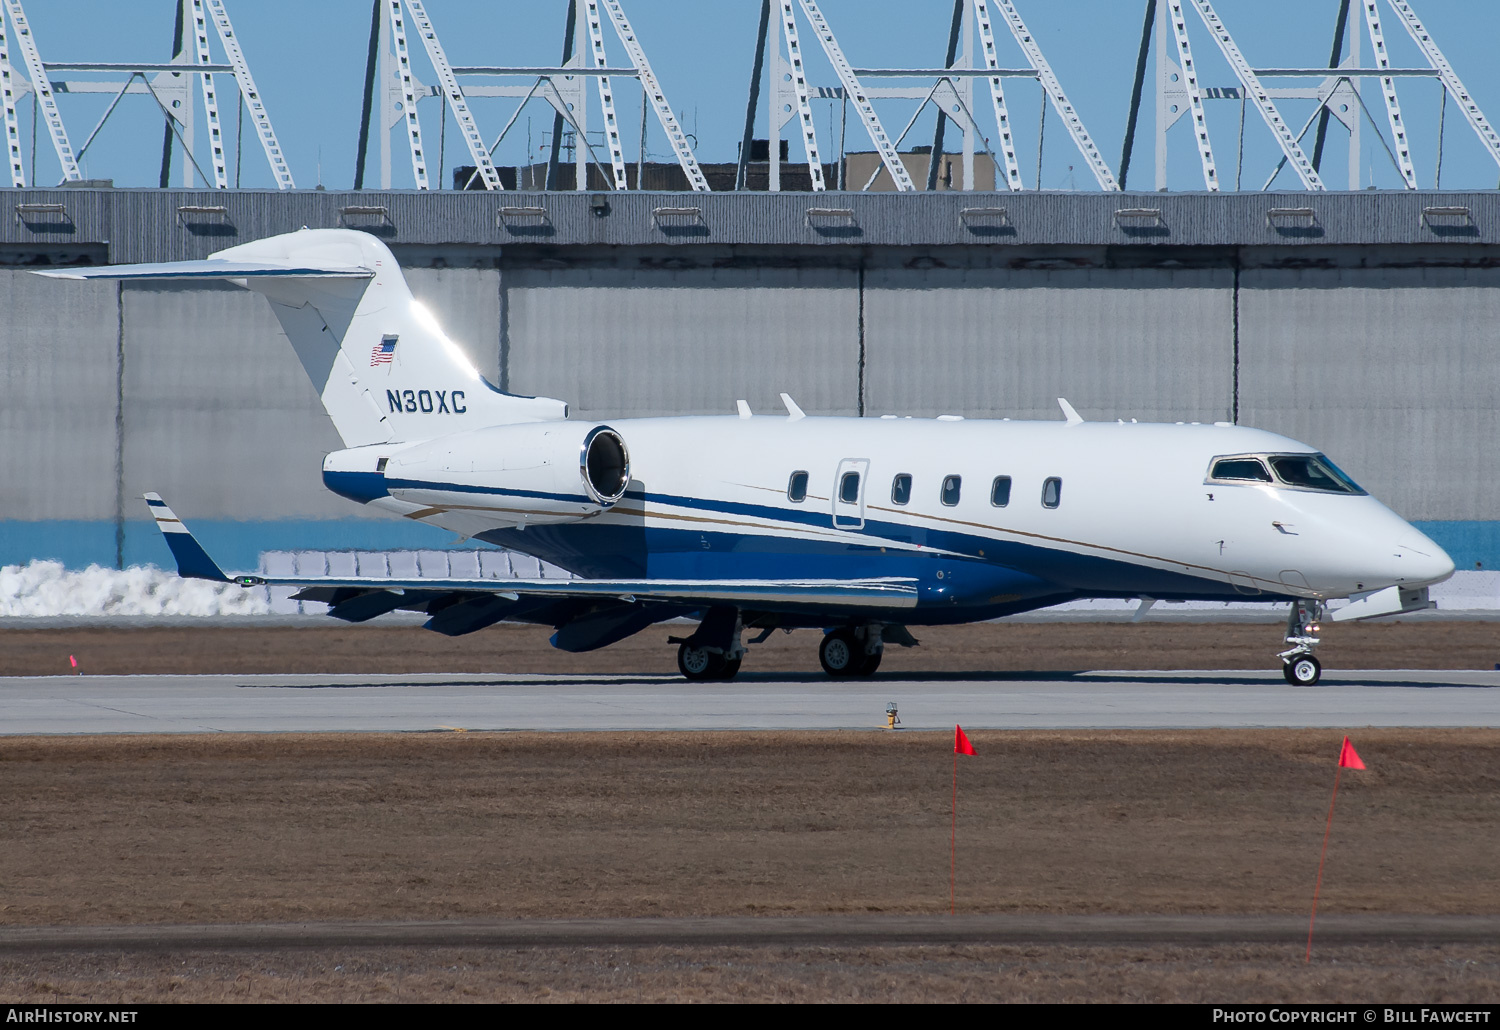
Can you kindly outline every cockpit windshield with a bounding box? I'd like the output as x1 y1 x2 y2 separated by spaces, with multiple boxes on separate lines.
1208 453 1365 494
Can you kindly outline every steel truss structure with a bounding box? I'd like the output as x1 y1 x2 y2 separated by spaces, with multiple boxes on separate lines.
0 0 290 189
353 0 707 192
3 1 1498 193
743 0 1119 192
1129 0 1500 191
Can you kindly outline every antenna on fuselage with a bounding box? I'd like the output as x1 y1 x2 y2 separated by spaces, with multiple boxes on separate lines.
780 393 806 421
1058 398 1084 426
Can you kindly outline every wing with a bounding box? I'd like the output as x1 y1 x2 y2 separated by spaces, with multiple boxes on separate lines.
143 495 918 641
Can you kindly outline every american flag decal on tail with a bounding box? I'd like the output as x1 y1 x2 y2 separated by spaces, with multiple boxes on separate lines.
371 336 398 366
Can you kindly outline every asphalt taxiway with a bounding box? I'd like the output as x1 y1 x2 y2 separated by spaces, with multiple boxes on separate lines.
1 669 1497 734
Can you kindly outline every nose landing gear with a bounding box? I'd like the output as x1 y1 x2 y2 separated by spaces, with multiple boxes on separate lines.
1278 600 1325 685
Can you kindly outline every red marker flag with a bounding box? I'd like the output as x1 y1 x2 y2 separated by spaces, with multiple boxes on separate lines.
955 725 976 756
951 725 976 914
1307 735 1368 962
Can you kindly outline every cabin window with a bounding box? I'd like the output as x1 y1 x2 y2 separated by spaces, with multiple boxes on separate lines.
990 476 1011 507
1269 454 1364 494
941 475 962 506
787 470 809 502
839 471 861 504
1209 457 1272 483
891 474 912 505
1041 477 1062 508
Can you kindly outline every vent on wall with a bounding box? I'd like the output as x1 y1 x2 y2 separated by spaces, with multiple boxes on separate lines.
1421 206 1477 236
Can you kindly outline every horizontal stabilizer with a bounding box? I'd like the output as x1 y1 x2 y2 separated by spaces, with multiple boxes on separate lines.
142 493 229 583
34 260 373 281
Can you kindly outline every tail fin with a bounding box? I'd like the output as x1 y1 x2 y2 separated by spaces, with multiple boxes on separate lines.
37 229 566 446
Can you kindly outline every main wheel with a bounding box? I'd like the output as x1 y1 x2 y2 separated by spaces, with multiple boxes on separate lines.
678 642 726 681
854 647 883 677
819 630 861 678
1283 654 1322 686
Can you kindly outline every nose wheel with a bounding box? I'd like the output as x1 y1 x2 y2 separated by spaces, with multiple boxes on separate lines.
1283 653 1322 686
1278 600 1325 685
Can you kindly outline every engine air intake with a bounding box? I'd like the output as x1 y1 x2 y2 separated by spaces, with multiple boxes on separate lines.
582 426 630 504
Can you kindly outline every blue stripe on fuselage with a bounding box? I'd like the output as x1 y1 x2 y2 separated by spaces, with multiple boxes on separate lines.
335 475 1287 614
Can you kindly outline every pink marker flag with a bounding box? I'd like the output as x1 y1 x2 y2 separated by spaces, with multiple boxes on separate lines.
951 725 977 914
1307 736 1367 962
69 655 78 670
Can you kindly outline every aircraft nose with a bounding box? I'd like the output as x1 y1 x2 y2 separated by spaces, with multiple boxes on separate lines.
1390 535 1455 587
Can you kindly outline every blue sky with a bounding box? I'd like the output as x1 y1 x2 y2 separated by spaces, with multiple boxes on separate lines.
12 0 1500 192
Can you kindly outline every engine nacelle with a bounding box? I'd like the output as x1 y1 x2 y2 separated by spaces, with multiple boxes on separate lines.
370 422 630 527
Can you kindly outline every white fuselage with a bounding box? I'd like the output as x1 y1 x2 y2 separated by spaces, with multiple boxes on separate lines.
328 413 1454 622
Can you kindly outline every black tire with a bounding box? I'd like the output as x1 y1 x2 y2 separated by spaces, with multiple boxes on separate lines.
678 642 726 681
819 630 861 678
717 657 742 681
855 647 883 677
1283 654 1322 686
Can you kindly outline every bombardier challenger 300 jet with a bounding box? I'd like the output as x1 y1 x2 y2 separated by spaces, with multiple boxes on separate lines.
38 229 1454 684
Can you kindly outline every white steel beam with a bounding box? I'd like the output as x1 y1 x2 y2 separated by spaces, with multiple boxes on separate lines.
1383 0 1500 174
2 0 78 182
384 0 427 189
205 0 293 189
599 0 710 192
0 3 25 186
1361 1 1416 189
971 1 1022 190
404 0 504 190
1167 1 1219 190
779 0 825 190
1188 0 1324 190
798 0 913 191
992 0 1118 191
584 1 629 189
190 0 228 189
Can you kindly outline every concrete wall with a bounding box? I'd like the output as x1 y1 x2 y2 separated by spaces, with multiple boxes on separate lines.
4 238 1497 569
504 264 861 418
1239 266 1500 522
862 265 1234 422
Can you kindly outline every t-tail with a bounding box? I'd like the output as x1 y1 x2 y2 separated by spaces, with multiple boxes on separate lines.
36 229 565 446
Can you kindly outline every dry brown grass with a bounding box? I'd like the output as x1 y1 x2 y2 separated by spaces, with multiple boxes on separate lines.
5 943 1500 1003
1 730 1495 928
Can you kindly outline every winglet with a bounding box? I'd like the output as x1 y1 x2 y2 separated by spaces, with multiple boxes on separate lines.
780 392 806 421
143 493 231 583
1058 398 1084 426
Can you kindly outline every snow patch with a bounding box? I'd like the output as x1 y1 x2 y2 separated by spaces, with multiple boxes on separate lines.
0 561 270 618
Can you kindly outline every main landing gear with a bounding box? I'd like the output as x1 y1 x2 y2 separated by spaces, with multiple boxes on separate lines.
676 641 742 681
819 626 884 678
1278 600 1325 685
672 606 745 682
670 614 909 682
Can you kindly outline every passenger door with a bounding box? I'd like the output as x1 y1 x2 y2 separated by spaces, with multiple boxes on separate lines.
832 458 869 530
